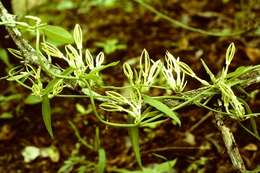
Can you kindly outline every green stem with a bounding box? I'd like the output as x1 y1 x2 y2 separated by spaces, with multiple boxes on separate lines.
133 0 246 37
68 121 94 150
140 113 163 126
171 88 212 111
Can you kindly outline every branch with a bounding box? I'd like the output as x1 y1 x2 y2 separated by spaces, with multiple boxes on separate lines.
0 1 38 64
215 112 246 172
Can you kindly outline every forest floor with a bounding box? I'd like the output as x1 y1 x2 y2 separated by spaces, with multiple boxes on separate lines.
0 0 260 173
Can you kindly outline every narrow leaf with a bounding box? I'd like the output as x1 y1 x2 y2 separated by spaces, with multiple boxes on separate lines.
227 66 254 79
153 159 177 172
90 61 119 74
141 119 166 128
0 48 10 66
42 95 53 138
128 126 142 167
97 148 106 173
25 94 42 104
41 25 73 44
143 95 181 125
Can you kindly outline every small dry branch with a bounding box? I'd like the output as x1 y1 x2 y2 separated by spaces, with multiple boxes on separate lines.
215 112 246 172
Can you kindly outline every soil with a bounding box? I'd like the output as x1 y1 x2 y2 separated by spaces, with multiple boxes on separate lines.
0 0 260 173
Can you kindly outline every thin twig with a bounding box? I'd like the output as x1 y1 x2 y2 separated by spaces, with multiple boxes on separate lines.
188 111 213 132
143 146 210 154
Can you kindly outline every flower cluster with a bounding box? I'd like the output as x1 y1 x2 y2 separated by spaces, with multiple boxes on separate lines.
100 89 143 123
162 51 187 92
41 24 105 78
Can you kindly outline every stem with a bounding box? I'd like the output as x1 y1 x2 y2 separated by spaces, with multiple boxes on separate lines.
214 112 246 172
133 0 246 37
171 88 212 111
68 121 94 150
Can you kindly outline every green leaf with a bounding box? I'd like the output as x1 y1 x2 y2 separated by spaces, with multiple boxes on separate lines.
90 61 120 74
0 48 10 66
25 94 43 104
41 25 73 45
42 95 53 138
143 95 181 125
0 112 13 119
227 66 254 79
141 119 165 128
0 94 22 102
128 126 142 167
97 148 106 173
95 39 126 54
112 159 177 173
84 61 119 84
43 79 63 96
57 0 75 11
254 27 260 36
76 103 86 114
153 159 177 172
78 166 88 173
